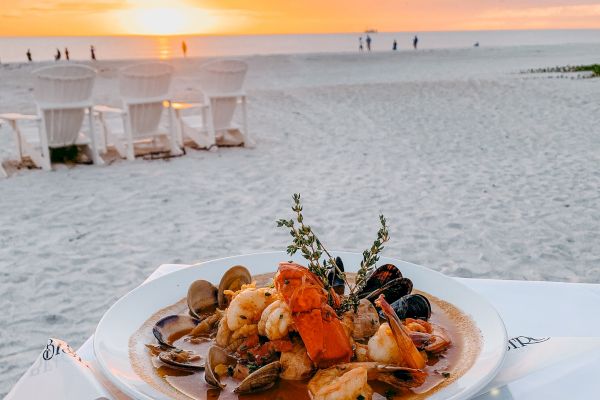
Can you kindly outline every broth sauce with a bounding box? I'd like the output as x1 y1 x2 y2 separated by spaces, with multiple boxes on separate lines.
130 273 481 400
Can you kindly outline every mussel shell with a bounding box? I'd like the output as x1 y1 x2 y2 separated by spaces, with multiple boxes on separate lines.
386 294 432 321
359 264 403 296
363 277 413 304
187 280 218 319
327 256 345 295
234 361 281 394
205 346 236 389
218 265 252 309
158 349 205 370
153 314 201 349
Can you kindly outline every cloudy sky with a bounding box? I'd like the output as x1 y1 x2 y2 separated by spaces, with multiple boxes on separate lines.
1 0 600 35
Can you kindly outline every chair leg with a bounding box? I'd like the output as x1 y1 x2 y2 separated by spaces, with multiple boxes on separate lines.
87 108 104 166
167 103 183 155
241 96 254 148
38 116 52 171
96 112 108 153
205 105 217 149
173 107 184 148
9 120 24 162
124 112 135 161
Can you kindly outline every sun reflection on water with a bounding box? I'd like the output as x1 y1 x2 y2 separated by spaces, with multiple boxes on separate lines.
155 37 172 59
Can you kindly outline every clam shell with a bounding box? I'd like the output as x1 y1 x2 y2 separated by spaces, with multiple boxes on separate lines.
205 346 236 389
218 265 252 309
234 361 281 394
153 314 201 349
352 298 381 339
187 279 218 319
158 349 204 370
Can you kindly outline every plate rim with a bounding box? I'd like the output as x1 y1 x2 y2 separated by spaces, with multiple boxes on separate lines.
93 250 507 400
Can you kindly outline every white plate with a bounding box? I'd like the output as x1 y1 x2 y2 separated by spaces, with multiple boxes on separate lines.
94 251 507 400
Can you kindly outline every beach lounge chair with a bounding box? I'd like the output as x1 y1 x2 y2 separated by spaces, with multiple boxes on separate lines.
95 62 181 160
0 64 103 171
175 59 252 148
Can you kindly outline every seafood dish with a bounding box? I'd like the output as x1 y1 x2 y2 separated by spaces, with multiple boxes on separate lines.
130 261 482 400
129 196 482 399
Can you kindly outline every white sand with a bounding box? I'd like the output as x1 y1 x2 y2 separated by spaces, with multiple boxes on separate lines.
1 43 600 395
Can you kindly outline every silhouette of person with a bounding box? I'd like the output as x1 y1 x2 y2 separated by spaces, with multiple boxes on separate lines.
413 35 418 50
393 40 397 51
55 48 61 61
366 35 372 51
65 48 70 61
26 49 32 62
182 40 188 57
359 36 363 52
90 45 96 60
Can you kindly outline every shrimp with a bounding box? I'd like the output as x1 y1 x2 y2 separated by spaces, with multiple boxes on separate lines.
230 323 259 341
308 366 372 400
189 309 223 337
280 341 314 380
376 295 426 369
354 342 369 362
308 362 427 400
407 322 452 353
367 323 404 364
226 287 276 331
216 317 232 347
258 300 293 340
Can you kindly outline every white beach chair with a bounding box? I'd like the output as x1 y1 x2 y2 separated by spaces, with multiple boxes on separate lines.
175 59 252 148
95 62 181 160
0 64 103 171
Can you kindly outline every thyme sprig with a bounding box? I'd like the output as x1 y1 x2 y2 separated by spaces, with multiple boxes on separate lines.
276 194 339 286
276 193 389 314
338 214 389 312
354 214 389 293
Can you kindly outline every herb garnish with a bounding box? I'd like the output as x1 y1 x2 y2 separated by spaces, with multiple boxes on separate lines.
277 193 389 314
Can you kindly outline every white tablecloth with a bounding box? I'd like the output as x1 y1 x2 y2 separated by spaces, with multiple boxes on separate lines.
11 264 600 399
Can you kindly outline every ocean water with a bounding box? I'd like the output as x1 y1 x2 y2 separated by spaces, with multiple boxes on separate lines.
1 29 600 63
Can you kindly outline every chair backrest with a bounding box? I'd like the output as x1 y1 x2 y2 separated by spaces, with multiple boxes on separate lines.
33 64 96 147
198 60 248 131
198 59 247 95
119 62 173 137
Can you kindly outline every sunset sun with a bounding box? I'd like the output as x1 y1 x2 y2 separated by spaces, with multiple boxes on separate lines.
119 1 224 35
135 8 187 35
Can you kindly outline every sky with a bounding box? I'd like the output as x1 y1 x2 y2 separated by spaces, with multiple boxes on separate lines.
1 0 600 35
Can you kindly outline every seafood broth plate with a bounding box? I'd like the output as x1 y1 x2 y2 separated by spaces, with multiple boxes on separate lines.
94 251 507 400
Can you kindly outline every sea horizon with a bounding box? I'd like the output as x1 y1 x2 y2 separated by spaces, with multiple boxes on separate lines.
1 28 600 63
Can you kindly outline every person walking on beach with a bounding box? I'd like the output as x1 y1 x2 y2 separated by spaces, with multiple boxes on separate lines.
393 40 397 51
55 48 61 61
366 35 372 51
359 36 363 52
90 45 96 60
182 40 188 57
65 48 70 61
413 35 419 50
26 49 32 62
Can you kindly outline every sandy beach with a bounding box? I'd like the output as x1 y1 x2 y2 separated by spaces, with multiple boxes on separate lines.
1 43 600 395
